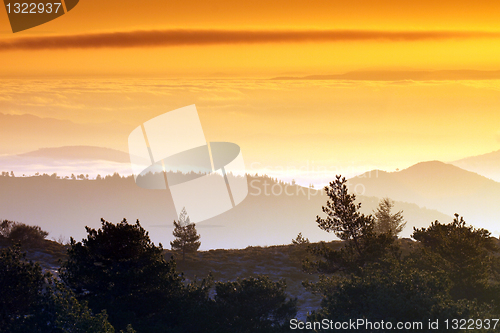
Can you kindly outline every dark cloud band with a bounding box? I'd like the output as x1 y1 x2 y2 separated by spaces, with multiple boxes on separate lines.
1 30 499 50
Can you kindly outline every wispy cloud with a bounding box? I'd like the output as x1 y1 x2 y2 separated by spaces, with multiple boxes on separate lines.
1 29 500 50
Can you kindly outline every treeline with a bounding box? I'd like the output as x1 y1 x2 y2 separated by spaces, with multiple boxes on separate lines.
0 171 124 180
2 175 500 332
0 171 287 185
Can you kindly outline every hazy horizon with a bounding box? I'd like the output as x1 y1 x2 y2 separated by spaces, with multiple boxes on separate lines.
2 0 500 249
2 143 500 188
1 77 499 188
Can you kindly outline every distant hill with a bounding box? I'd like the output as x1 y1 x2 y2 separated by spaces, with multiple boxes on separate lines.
0 113 131 155
0 145 136 178
450 149 500 182
17 146 132 163
271 70 500 81
348 161 500 234
0 173 451 250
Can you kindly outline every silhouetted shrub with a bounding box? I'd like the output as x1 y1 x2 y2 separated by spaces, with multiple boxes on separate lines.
0 220 48 248
0 245 114 332
211 276 298 333
60 218 211 333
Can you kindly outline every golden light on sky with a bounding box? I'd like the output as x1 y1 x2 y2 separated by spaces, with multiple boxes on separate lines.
3 38 500 77
1 0 500 76
0 0 499 184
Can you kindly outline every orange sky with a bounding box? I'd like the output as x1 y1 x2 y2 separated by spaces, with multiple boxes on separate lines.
1 0 500 76
0 0 499 182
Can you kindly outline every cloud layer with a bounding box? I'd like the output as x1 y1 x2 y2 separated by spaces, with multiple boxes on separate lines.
1 29 500 50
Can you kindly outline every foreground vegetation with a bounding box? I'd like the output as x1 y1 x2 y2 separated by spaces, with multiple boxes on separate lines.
2 176 500 332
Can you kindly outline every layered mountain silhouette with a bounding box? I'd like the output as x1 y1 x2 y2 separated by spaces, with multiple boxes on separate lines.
348 161 500 234
18 146 132 163
0 171 450 250
450 149 500 182
2 145 498 249
0 145 134 178
0 113 131 155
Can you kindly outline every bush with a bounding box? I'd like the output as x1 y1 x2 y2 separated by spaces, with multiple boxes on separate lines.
211 276 297 333
0 245 114 333
307 259 493 332
0 220 48 248
60 218 210 333
412 215 500 303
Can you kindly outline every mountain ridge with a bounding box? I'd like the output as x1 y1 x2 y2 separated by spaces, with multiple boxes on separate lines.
450 149 500 182
0 113 131 155
0 173 452 250
349 160 500 234
17 146 131 163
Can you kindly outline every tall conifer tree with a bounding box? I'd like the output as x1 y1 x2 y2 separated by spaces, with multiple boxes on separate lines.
170 208 201 261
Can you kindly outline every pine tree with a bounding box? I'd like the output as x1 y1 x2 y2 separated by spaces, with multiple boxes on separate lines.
373 197 406 237
291 232 309 245
305 176 396 274
170 208 201 261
